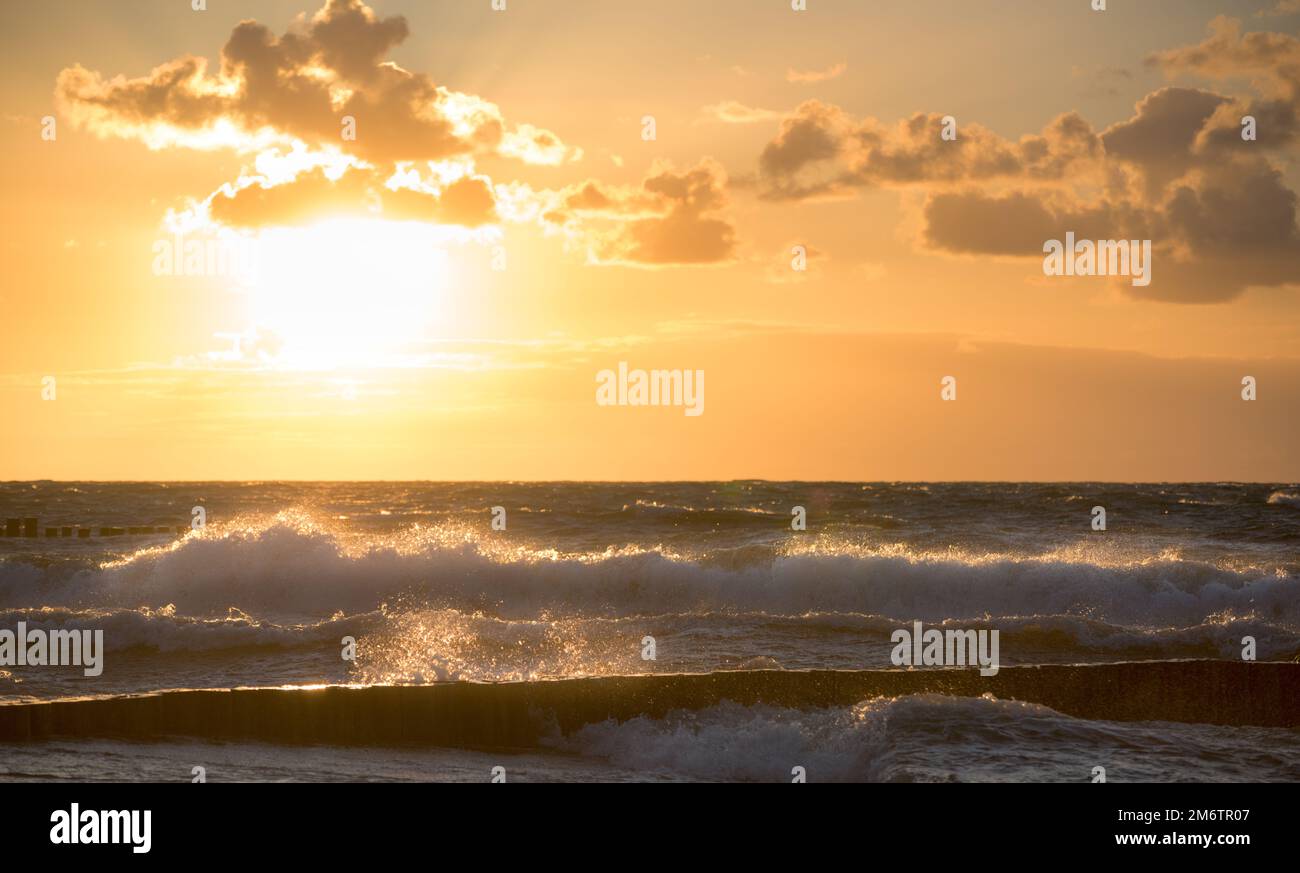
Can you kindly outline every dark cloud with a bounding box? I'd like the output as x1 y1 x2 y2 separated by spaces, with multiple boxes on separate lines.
1100 87 1229 194
921 159 1300 302
756 16 1300 302
1147 16 1300 151
756 101 1101 200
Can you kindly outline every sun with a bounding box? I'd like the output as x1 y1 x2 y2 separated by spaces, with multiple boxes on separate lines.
242 218 456 369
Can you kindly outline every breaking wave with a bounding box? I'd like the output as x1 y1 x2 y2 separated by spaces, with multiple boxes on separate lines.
0 521 1295 632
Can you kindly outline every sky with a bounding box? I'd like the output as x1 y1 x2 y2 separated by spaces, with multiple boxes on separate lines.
0 0 1298 480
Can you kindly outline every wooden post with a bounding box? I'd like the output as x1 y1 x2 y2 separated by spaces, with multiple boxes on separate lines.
22 518 38 537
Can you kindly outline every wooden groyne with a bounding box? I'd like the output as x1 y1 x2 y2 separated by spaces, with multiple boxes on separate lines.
2 517 189 538
0 662 1296 748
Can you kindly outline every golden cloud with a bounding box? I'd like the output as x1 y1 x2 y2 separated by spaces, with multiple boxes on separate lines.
541 161 738 267
55 0 577 167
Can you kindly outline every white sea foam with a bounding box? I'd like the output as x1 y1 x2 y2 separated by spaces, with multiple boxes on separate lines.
0 522 1295 632
548 694 1300 782
1267 489 1300 509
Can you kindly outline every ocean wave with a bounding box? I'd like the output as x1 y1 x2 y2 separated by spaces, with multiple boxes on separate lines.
991 613 1298 659
7 690 1299 782
1267 489 1300 509
0 606 357 653
773 611 1299 660
0 521 1295 630
0 604 1291 673
551 698 894 781
617 499 781 521
552 694 1092 781
5 664 1299 750
553 692 1300 782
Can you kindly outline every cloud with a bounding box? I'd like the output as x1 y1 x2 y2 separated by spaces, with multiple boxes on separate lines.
921 191 1145 258
1258 0 1300 17
754 17 1300 303
540 161 738 266
920 158 1300 302
49 0 756 271
756 100 847 195
1149 16 1300 91
786 63 847 84
1100 86 1230 194
206 166 498 229
1146 16 1300 152
757 101 1100 200
209 166 373 227
700 100 785 124
55 0 577 166
42 0 811 275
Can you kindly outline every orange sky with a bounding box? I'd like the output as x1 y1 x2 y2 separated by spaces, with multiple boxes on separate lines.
1 0 1298 480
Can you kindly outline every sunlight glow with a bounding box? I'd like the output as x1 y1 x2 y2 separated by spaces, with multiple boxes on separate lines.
246 219 455 369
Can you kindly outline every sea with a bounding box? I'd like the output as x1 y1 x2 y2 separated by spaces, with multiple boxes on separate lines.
1 481 1298 782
